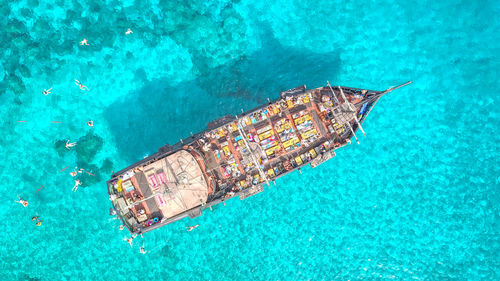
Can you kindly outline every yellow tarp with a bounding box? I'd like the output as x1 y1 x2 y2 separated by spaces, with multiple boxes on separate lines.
265 145 280 155
301 129 317 139
309 149 317 158
295 156 303 165
222 146 230 156
267 168 276 177
294 114 311 125
258 130 273 140
283 138 295 148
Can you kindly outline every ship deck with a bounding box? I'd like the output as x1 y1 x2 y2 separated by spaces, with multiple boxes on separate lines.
190 86 365 197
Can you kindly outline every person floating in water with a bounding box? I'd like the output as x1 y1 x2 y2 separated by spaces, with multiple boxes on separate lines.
42 88 52 96
72 179 81 192
15 195 28 207
125 28 133 35
65 140 77 150
32 215 43 226
74 79 89 91
80 38 89 45
109 208 116 216
87 120 93 128
123 237 133 247
118 225 125 231
140 242 148 254
186 224 200 232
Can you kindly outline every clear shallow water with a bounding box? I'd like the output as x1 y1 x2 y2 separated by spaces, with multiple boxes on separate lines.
1 0 499 280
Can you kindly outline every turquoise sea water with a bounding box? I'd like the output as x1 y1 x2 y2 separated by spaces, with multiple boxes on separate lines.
1 0 499 279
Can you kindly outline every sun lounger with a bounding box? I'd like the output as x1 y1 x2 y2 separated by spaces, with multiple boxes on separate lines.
295 156 303 165
122 180 135 192
283 138 296 149
137 213 148 222
303 94 311 103
258 130 273 141
267 168 276 177
309 149 317 158
222 146 231 156
257 125 272 134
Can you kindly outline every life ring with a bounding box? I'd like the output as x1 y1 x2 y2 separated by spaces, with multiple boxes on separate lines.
153 217 158 223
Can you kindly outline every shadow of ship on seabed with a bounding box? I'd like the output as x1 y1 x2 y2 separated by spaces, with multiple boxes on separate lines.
103 28 341 163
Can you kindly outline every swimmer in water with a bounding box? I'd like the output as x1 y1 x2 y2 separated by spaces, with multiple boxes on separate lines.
74 79 89 91
125 28 133 35
36 220 43 226
32 215 39 221
186 224 200 232
80 38 89 45
42 88 52 96
15 195 29 207
110 208 117 216
123 237 133 247
72 179 81 192
140 242 147 254
87 120 93 127
118 225 125 231
65 140 77 150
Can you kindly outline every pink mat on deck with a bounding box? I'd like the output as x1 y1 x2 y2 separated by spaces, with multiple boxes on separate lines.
148 174 159 187
155 194 166 206
157 172 168 184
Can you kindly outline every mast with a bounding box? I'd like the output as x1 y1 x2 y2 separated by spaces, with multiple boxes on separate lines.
326 81 341 105
338 86 366 137
235 115 270 187
381 81 412 95
127 192 159 209
326 81 359 144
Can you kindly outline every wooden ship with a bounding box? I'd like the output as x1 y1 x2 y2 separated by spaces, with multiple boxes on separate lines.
107 81 412 234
